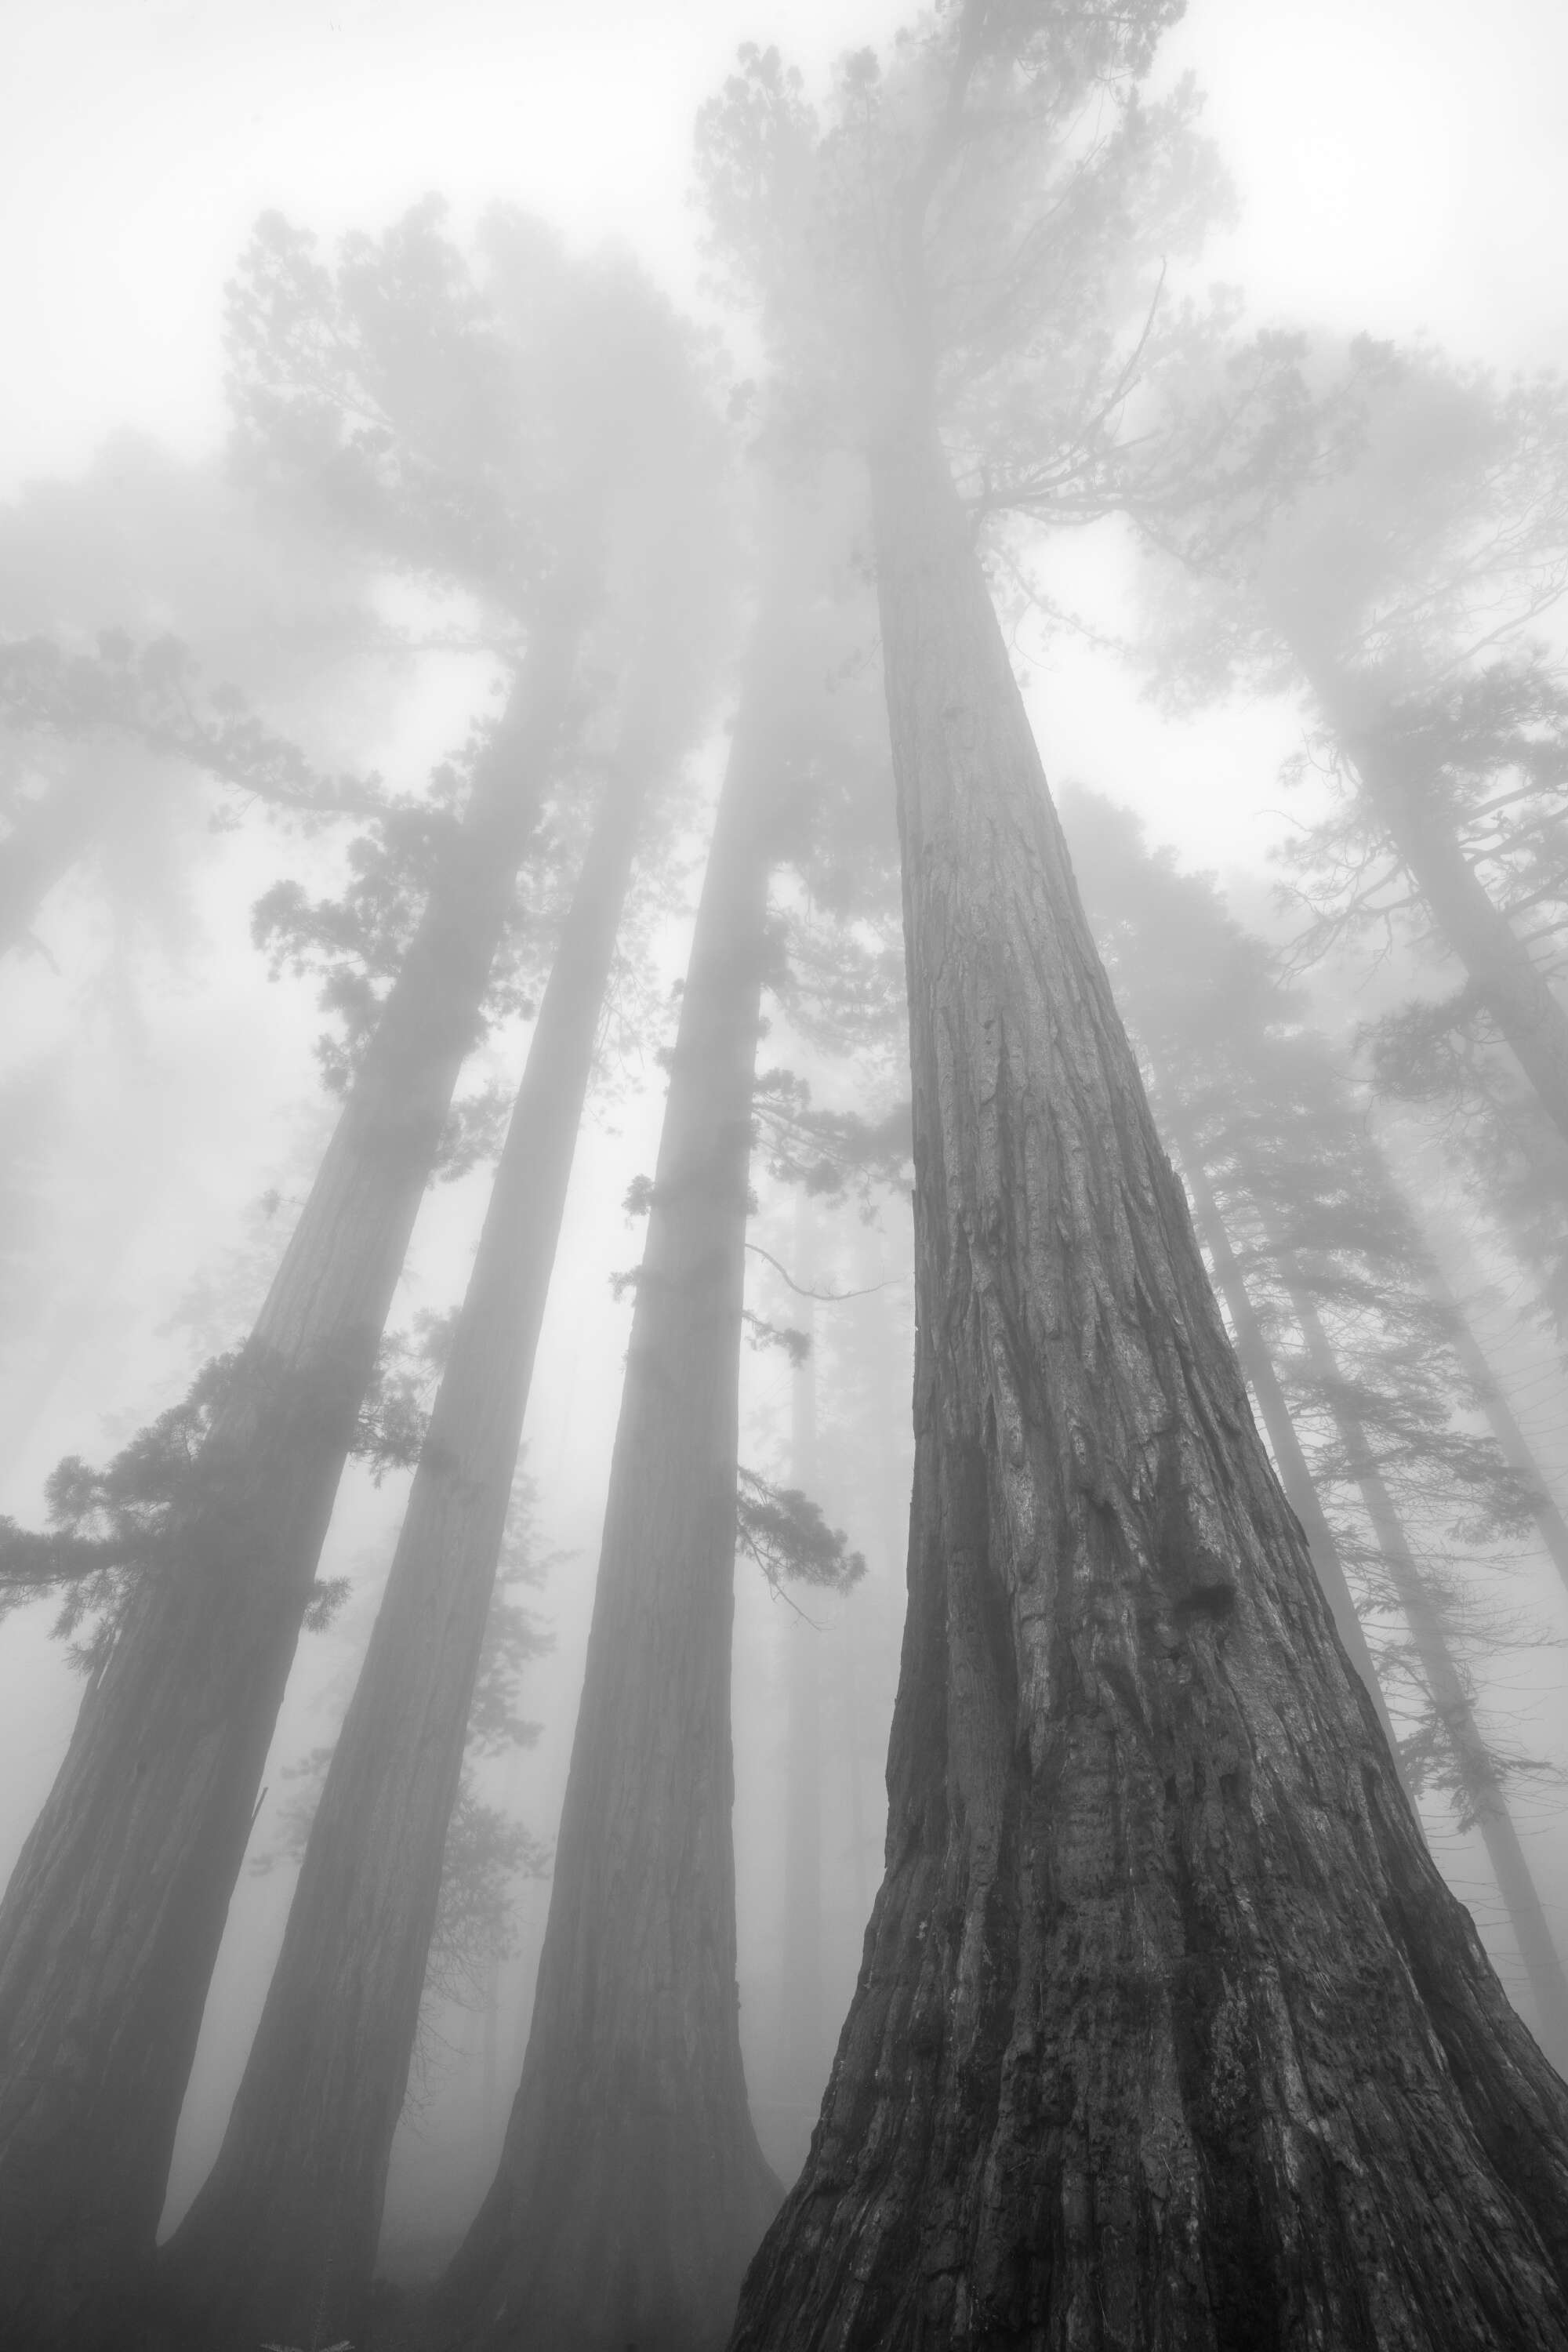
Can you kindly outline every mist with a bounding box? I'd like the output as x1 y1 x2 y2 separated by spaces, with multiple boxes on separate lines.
3 5 1568 2349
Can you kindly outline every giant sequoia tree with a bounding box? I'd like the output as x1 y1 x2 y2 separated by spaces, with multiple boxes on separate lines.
0 219 694 2350
1054 797 1404 1761
1062 787 1568 2074
699 8 1568 2346
434 481 887 2352
159 348 731 2350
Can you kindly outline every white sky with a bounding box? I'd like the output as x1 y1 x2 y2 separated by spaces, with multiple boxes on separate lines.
5 0 1566 866
4 0 1568 494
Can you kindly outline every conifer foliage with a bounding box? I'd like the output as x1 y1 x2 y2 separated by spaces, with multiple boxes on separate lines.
2 9 1568 2352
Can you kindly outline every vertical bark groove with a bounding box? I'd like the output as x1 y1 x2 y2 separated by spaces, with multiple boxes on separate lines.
1158 1111 1403 1767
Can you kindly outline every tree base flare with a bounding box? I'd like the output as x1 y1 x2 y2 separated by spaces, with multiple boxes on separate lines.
437 2097 781 2352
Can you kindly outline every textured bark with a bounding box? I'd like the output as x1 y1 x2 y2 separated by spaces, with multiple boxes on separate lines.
158 735 644 2350
0 617 579 2350
435 647 785 2352
1288 1283 1568 2077
728 414 1568 2352
1158 1112 1403 1768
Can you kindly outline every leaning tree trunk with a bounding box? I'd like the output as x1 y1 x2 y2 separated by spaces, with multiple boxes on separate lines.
1287 1280 1568 2075
1324 678 1568 1152
159 717 652 2351
1156 1102 1404 1766
435 641 785 2352
1381 773 1568 1144
1421 1231 1568 1598
729 408 1568 2352
0 613 580 2351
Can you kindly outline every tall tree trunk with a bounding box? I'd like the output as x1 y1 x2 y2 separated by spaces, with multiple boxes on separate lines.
0 615 580 2350
158 722 643 2350
775 1216 823 2178
1327 684 1568 1151
1422 1232 1568 1599
1157 1105 1404 1766
729 411 1568 2352
1385 779 1568 1142
436 637 786 2352
1287 1281 1568 2075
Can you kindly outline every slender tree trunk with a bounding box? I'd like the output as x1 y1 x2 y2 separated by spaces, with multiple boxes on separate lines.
1328 686 1568 1150
1158 1107 1405 1766
1423 1235 1568 1599
158 724 640 2350
1287 1281 1568 2074
1390 787 1568 1141
775 1214 823 2178
436 637 786 2352
0 615 580 2350
730 409 1568 2352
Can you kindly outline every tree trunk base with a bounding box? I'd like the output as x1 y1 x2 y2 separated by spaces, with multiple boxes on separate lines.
438 2097 780 2352
730 1735 1568 2352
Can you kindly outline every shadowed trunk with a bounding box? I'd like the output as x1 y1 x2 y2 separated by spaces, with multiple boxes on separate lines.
0 614 581 2350
435 632 786 2352
728 408 1568 2352
1287 1279 1568 2076
158 718 647 2350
